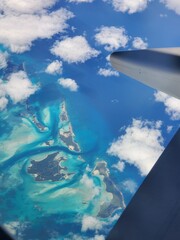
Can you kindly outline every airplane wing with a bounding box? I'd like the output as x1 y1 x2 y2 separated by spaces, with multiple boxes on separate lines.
107 129 180 240
110 48 180 99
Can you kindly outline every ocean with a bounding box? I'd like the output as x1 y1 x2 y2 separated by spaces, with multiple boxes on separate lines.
0 45 157 239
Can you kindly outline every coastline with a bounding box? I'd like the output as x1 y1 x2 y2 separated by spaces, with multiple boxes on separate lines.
59 101 81 152
93 160 126 218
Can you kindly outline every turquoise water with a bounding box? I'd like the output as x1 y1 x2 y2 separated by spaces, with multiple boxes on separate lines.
0 50 143 240
0 99 123 239
0 1 179 238
0 94 122 239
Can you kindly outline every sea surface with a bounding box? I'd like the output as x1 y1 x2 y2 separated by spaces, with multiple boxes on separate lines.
0 45 173 240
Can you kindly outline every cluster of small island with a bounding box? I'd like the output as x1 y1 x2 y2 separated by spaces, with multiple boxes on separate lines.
25 99 125 218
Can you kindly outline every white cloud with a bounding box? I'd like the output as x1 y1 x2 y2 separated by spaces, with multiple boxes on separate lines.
58 78 79 92
167 125 173 133
64 234 86 240
0 8 73 53
98 53 120 78
154 91 180 120
3 221 20 236
0 71 38 109
106 54 111 62
95 26 129 51
80 174 94 188
94 235 105 240
68 0 94 3
0 51 8 69
0 71 38 110
112 161 125 172
160 0 180 15
51 36 100 63
123 180 138 194
0 0 57 14
3 221 28 238
0 80 6 97
45 60 63 75
107 119 164 176
81 215 103 232
5 71 38 103
0 97 8 110
108 213 120 223
132 37 148 49
98 68 119 77
104 0 150 14
160 13 168 17
80 174 100 198
64 233 104 240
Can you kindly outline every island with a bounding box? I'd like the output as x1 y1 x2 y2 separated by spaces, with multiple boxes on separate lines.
59 101 80 152
20 101 49 133
27 152 70 182
93 161 126 218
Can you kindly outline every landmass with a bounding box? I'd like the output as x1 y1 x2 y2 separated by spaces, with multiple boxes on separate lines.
27 152 71 182
20 101 48 133
93 160 126 218
25 100 83 182
20 100 80 150
31 115 48 132
59 101 80 152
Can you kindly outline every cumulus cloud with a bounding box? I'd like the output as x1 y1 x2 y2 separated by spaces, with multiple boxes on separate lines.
80 174 100 198
106 55 111 62
123 180 138 194
107 119 164 176
160 13 168 17
108 213 120 223
112 161 125 172
51 36 100 63
0 97 8 110
0 71 38 109
160 0 180 15
64 234 86 240
132 37 148 49
0 0 57 14
5 71 38 103
104 0 150 14
3 221 20 236
0 52 8 69
80 174 94 188
3 221 28 238
81 215 103 232
94 235 105 240
154 91 180 120
167 125 173 133
58 78 79 92
64 233 104 240
0 7 73 53
45 60 63 75
0 80 6 97
97 53 119 78
98 68 119 77
95 26 129 51
68 0 94 3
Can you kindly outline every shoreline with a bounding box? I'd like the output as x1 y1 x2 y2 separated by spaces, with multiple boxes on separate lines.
93 160 126 218
59 101 81 153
